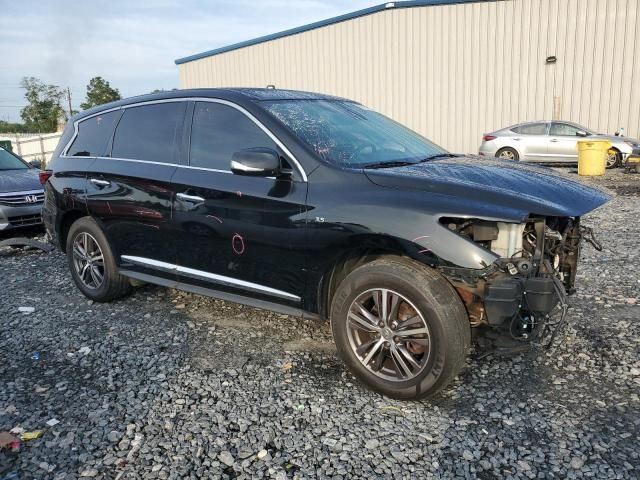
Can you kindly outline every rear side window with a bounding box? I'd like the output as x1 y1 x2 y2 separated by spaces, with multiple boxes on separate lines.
67 110 120 157
511 123 548 135
190 102 277 170
112 102 186 164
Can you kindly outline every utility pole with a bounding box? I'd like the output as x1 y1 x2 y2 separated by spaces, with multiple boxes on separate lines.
66 87 73 117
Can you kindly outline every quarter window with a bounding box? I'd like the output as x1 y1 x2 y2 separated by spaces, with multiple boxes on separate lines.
112 103 186 164
512 123 548 135
67 110 120 157
190 102 277 170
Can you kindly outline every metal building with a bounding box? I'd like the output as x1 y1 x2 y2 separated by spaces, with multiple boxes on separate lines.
175 0 640 153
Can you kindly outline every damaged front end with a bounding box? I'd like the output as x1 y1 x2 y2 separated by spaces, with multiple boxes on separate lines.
438 216 602 348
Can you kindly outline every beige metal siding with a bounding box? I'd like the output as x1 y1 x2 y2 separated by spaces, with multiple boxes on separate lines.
178 0 640 153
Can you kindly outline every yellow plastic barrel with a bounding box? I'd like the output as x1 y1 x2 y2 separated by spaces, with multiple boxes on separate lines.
577 139 611 176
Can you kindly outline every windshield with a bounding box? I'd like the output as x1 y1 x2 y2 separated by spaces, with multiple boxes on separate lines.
0 148 28 170
263 100 447 167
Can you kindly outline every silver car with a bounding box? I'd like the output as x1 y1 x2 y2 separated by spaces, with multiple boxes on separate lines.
478 121 640 168
0 147 44 232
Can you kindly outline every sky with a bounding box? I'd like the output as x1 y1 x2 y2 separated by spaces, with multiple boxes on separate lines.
0 0 378 123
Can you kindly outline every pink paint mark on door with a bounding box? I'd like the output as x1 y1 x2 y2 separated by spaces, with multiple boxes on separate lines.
232 233 245 255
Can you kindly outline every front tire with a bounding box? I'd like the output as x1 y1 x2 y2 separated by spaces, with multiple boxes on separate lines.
66 217 131 302
330 257 470 400
606 149 621 169
496 147 519 161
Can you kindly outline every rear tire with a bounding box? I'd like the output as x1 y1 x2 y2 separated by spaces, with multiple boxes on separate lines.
496 147 519 161
330 256 470 400
66 217 131 302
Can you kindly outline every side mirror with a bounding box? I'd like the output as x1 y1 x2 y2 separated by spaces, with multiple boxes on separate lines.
29 159 42 169
230 148 280 177
576 130 588 137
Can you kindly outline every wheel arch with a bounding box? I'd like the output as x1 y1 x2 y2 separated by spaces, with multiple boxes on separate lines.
314 235 445 321
58 210 88 253
495 145 522 160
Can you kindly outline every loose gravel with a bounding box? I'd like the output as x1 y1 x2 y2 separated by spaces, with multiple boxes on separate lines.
1 169 639 479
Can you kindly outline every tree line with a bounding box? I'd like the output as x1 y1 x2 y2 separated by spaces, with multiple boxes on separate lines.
0 76 122 134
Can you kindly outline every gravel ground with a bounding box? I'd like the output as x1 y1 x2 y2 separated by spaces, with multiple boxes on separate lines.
1 168 639 479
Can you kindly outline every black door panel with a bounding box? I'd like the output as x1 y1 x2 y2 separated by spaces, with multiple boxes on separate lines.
85 101 188 279
172 168 307 304
86 160 177 278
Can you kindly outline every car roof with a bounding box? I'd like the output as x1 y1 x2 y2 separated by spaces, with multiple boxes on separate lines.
72 88 349 122
507 120 589 128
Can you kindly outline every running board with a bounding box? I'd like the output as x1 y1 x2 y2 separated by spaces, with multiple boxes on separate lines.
119 269 319 320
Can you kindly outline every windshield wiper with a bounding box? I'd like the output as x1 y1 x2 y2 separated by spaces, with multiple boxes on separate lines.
419 153 460 161
362 160 418 169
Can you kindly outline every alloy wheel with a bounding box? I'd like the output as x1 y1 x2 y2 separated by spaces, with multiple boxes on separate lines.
346 288 431 382
498 150 515 160
72 232 105 290
606 150 618 168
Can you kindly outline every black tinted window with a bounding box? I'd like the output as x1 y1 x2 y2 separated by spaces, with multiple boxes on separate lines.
190 102 277 170
512 123 547 135
112 103 186 163
67 110 120 157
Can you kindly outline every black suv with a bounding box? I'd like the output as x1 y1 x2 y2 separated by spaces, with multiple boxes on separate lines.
43 88 609 399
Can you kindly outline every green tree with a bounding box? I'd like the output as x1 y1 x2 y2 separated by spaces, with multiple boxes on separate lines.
0 120 28 133
80 77 121 110
19 77 66 133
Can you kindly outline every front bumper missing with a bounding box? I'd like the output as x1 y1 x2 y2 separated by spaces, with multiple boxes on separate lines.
442 221 602 354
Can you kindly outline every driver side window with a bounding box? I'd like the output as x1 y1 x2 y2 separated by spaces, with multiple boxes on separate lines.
550 123 582 136
190 102 278 171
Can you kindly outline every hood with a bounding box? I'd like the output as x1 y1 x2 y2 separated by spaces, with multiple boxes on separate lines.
0 168 42 193
364 155 611 220
593 133 640 145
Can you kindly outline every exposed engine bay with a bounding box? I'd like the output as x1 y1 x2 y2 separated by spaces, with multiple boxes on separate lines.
438 216 602 348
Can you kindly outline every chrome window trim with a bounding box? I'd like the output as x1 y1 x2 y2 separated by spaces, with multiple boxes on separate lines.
176 164 231 174
0 189 45 197
95 156 180 168
61 97 308 182
121 255 301 302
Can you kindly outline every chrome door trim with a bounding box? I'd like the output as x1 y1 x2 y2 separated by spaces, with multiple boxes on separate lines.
90 178 111 187
176 192 205 203
60 97 308 182
121 255 301 302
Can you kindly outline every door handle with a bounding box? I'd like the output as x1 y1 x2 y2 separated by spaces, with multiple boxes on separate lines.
90 178 111 187
550 139 559 142
513 138 521 141
177 192 205 203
